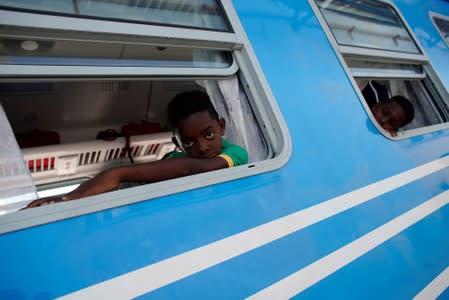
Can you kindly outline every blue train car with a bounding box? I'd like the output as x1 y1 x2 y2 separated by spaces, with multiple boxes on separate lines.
0 0 449 298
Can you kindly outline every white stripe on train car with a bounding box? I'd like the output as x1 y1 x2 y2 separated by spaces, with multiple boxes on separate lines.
248 190 449 299
414 266 449 300
59 156 449 300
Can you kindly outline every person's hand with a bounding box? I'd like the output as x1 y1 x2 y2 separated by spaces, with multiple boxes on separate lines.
386 129 398 137
25 196 65 209
25 169 121 209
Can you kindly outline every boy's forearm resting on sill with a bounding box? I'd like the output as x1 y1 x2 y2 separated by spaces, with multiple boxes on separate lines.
26 156 230 208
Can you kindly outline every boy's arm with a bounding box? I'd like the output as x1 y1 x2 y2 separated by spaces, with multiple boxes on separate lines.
26 156 229 207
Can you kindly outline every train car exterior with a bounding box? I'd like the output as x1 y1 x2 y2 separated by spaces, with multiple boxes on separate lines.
0 0 449 299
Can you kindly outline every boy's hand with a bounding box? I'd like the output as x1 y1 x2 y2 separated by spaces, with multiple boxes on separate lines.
25 196 65 208
386 129 398 137
25 169 121 209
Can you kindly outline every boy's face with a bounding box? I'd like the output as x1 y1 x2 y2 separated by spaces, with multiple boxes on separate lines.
175 111 225 158
372 102 406 132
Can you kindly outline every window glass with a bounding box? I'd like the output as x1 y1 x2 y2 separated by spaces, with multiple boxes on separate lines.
0 0 230 32
315 0 420 54
347 58 424 78
0 38 231 68
433 16 449 47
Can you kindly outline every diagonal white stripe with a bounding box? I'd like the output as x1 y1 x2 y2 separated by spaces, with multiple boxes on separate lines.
414 266 449 300
248 190 449 299
59 156 449 300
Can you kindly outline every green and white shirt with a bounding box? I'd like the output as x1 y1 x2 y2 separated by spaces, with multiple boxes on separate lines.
164 138 248 167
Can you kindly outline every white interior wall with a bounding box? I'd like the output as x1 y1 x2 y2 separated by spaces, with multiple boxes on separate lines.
0 80 201 143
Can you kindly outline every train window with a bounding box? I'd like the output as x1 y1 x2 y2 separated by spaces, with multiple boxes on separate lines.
0 76 269 215
355 78 448 130
311 0 449 138
431 13 449 48
314 0 420 54
0 1 291 232
0 0 231 32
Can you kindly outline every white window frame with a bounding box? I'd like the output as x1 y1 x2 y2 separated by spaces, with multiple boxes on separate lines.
0 0 292 234
309 0 449 140
0 8 239 77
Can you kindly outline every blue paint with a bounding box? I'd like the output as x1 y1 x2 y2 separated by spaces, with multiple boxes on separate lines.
439 287 449 300
297 197 449 299
139 170 448 298
0 0 449 298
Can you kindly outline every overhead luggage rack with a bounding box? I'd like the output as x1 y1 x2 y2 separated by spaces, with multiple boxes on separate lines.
21 132 176 186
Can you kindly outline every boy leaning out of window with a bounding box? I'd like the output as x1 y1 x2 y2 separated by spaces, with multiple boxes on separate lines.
26 90 248 208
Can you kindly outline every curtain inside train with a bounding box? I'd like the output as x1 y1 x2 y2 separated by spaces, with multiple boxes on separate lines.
0 104 37 214
198 76 268 163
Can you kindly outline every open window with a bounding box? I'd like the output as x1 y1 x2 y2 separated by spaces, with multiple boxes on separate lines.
310 0 449 138
0 76 269 206
0 0 291 229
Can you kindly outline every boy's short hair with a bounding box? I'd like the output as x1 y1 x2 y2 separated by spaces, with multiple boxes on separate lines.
390 95 414 127
167 90 219 128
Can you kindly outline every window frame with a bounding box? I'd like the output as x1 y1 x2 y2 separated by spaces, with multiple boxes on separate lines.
309 0 449 140
430 12 449 49
0 8 239 77
0 0 292 234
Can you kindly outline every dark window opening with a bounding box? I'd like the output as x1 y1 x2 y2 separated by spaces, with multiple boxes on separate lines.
0 77 268 213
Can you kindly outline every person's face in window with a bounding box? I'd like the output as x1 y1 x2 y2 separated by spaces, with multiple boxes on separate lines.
175 111 225 158
372 102 406 133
